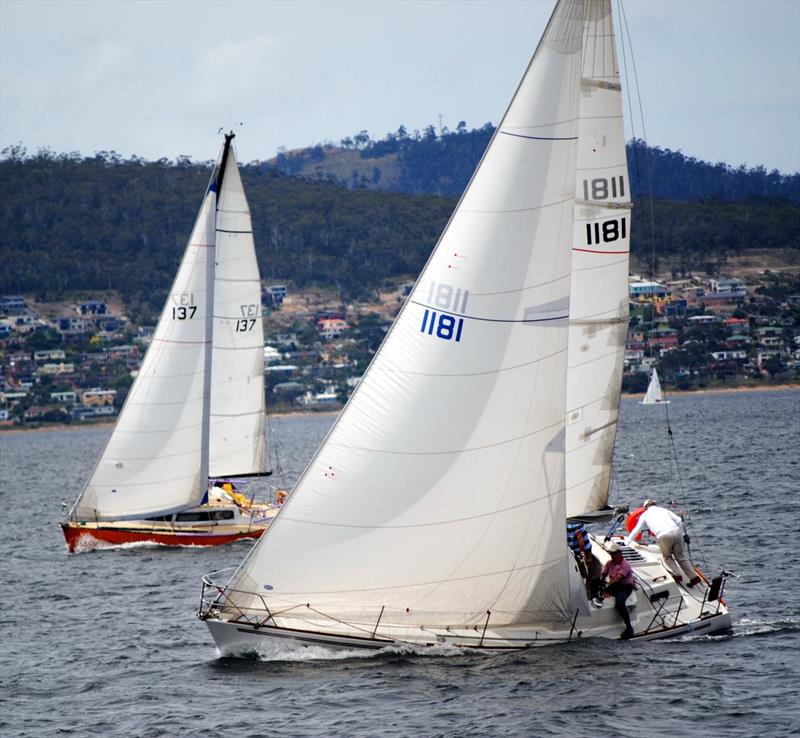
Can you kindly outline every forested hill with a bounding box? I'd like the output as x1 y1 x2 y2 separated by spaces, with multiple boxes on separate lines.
1 147 798 319
267 125 800 202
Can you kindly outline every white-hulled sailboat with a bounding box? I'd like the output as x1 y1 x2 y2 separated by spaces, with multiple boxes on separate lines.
200 0 731 652
62 133 281 553
641 367 670 405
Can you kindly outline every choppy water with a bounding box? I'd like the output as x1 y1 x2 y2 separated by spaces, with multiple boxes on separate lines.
1 392 798 737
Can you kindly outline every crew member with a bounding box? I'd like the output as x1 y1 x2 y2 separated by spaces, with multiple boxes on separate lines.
624 499 700 586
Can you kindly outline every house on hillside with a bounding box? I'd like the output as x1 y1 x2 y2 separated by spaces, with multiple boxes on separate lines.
56 316 92 334
0 296 27 315
263 285 287 307
318 318 349 340
79 300 108 316
755 326 784 348
81 388 117 406
708 277 746 297
629 281 668 302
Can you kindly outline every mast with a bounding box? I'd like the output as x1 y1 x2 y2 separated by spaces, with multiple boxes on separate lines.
199 133 233 490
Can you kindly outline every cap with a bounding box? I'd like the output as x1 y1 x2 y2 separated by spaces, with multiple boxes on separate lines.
606 542 622 553
643 499 656 508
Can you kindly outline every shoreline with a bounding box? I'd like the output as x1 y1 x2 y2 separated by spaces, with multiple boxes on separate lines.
624 382 799 399
2 384 797 435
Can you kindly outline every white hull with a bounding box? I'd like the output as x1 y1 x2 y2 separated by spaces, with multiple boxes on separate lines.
201 535 732 657
205 610 732 656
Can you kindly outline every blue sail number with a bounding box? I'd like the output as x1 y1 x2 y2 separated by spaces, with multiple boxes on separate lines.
420 309 464 342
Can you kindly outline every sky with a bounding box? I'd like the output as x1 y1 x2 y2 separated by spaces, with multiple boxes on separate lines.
1 0 798 173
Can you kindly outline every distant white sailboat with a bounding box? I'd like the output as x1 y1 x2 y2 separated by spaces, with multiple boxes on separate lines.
62 133 281 552
641 368 670 405
200 0 730 652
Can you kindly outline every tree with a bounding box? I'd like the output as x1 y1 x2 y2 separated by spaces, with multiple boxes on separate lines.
763 354 786 379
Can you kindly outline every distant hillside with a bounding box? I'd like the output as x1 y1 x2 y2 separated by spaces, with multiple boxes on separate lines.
266 125 800 202
1 147 798 318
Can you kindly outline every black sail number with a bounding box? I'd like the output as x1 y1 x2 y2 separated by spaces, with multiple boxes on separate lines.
585 217 627 246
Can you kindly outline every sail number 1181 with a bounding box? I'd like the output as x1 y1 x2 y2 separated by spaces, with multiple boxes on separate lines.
585 216 627 245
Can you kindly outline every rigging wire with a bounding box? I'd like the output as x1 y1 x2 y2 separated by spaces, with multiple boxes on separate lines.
616 0 712 570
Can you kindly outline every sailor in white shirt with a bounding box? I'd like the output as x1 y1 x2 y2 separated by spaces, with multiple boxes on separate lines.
624 499 700 586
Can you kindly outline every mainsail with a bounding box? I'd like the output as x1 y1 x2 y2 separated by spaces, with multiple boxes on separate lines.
565 0 631 517
73 136 266 521
208 145 268 477
227 0 588 629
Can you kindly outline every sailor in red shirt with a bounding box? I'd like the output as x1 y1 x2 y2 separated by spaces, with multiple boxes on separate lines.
598 543 635 639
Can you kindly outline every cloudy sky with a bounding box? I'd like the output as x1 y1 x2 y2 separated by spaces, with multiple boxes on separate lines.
1 0 798 172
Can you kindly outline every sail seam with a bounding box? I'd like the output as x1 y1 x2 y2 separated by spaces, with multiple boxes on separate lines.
272 489 560 530
499 131 578 142
377 346 565 378
90 470 200 487
216 228 252 234
572 256 627 272
459 274 570 298
262 556 567 597
568 347 624 371
326 417 563 456
213 278 261 283
152 338 212 345
460 193 574 215
577 162 627 172
112 420 205 433
211 344 263 351
209 409 263 418
409 300 568 324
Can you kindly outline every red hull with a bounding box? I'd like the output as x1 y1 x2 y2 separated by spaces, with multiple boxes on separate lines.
61 523 264 553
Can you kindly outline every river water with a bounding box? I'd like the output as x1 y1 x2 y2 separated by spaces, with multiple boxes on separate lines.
1 390 798 737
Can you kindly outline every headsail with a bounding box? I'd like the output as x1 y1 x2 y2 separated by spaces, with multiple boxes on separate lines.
227 0 588 629
565 0 631 517
208 141 268 477
75 180 217 520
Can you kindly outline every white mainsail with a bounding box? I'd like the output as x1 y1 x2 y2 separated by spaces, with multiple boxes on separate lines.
209 146 268 477
227 0 588 629
565 0 631 517
641 368 668 404
74 137 265 521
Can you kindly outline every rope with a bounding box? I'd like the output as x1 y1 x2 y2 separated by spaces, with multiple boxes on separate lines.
616 1 717 574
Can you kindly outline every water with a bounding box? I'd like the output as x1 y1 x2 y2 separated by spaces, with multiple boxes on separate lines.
1 391 798 737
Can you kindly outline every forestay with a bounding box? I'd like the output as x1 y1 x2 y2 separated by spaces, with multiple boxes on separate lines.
208 147 268 477
228 0 588 629
565 0 631 517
